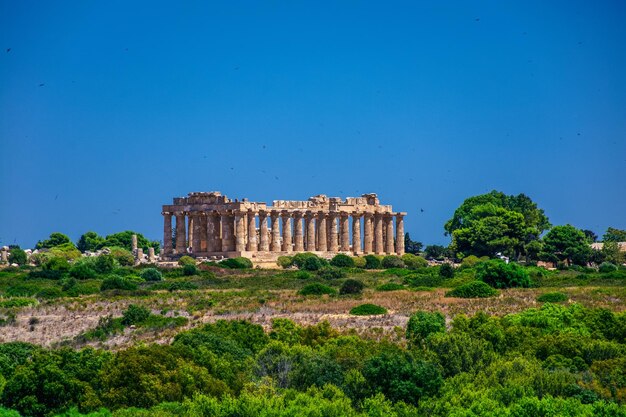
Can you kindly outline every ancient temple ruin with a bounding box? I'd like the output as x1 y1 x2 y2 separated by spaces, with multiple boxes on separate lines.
161 192 406 261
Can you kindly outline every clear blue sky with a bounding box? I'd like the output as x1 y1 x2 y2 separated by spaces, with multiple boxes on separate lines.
1 1 625 248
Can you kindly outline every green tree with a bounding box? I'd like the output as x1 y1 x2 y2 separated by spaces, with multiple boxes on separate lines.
404 233 423 254
475 259 531 288
424 245 448 260
406 311 446 347
583 229 598 243
8 248 27 265
445 191 550 258
35 232 71 249
101 231 158 252
601 241 625 265
603 227 626 242
543 224 592 266
76 232 105 252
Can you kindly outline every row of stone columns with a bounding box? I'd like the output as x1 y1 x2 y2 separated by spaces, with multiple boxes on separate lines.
163 211 405 256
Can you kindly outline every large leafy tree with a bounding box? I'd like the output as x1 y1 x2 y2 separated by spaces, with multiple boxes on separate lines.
404 233 423 254
35 232 71 249
542 224 592 266
76 231 105 252
603 227 626 242
101 231 160 253
445 191 550 258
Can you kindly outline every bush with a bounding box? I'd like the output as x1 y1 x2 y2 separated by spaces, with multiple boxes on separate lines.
277 256 293 269
94 254 116 274
461 255 481 268
364 255 382 269
317 266 346 279
8 249 27 265
109 247 135 266
178 256 196 266
69 262 97 280
382 255 405 269
330 254 355 268
445 281 498 298
537 292 568 303
439 263 455 278
292 252 320 269
43 256 70 272
402 253 428 270
34 287 62 299
377 282 405 291
599 262 618 273
406 311 445 346
121 304 151 325
141 268 163 282
340 279 365 295
101 275 137 291
294 271 312 279
220 257 253 269
47 243 82 261
476 259 531 288
350 304 387 315
405 273 443 288
299 283 337 296
353 257 367 268
167 281 198 291
303 256 324 271
182 264 199 276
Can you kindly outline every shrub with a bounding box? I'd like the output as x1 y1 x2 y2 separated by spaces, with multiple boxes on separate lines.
382 255 405 269
406 311 445 346
109 247 135 266
292 252 320 269
317 266 346 279
121 304 151 325
330 254 355 268
48 243 82 261
377 282 405 291
445 281 498 298
182 264 199 276
405 273 442 288
340 279 365 295
69 262 97 280
167 281 198 291
94 254 116 274
141 268 162 282
364 255 382 269
220 257 253 269
461 255 481 268
299 283 337 296
277 256 293 269
537 292 568 303
303 256 324 271
101 275 137 291
402 254 428 270
476 259 531 288
599 262 618 273
8 249 27 266
294 271 312 279
350 304 387 315
353 256 366 268
35 287 63 299
178 256 196 266
43 256 70 272
439 263 455 278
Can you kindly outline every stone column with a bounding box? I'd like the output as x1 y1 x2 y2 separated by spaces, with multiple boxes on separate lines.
199 213 208 252
136 248 144 264
175 211 187 254
187 215 193 250
317 212 327 251
340 213 350 252
281 211 293 252
305 212 316 251
148 247 156 262
352 213 362 254
221 212 234 252
270 211 281 252
131 234 138 252
385 215 395 254
374 213 384 255
328 213 339 252
246 211 258 251
395 213 405 256
206 212 218 252
294 212 305 252
191 213 202 254
259 211 270 251
0 250 8 263
235 211 246 252
162 212 173 255
363 213 373 254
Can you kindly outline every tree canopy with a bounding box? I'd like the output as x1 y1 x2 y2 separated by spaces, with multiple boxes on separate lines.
603 227 626 242
542 224 592 266
34 233 72 250
445 191 550 258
